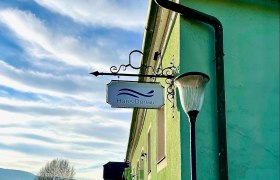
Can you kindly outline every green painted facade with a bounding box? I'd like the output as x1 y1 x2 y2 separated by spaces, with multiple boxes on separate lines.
127 16 181 180
180 0 279 179
125 0 279 180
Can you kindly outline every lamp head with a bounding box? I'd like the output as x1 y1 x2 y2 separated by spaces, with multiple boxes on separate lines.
175 72 209 114
140 152 147 161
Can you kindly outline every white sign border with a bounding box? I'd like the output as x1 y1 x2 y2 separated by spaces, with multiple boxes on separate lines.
106 80 165 109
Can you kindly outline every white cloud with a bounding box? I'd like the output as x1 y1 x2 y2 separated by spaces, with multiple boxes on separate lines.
0 60 104 101
0 93 131 135
0 1 147 179
77 168 103 180
34 0 148 32
0 8 111 69
0 104 129 179
0 110 34 125
0 149 106 180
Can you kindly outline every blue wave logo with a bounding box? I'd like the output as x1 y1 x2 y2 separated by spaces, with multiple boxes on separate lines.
117 88 154 98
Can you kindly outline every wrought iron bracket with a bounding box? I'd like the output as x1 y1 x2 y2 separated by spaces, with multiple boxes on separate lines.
90 50 177 117
90 71 174 79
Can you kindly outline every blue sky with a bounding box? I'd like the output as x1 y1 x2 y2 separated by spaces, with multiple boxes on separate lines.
0 0 149 179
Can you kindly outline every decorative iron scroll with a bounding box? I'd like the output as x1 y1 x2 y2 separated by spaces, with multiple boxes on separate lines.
109 50 176 78
90 50 178 117
164 56 176 118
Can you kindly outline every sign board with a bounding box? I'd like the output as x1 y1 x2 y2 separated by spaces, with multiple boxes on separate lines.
107 80 164 108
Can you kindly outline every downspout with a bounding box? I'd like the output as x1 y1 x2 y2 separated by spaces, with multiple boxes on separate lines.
153 0 228 180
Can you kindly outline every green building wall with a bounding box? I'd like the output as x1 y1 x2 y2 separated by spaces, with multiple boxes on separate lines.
128 15 181 180
126 0 278 180
179 0 279 179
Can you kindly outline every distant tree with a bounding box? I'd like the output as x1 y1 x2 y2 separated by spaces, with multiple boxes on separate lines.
36 158 75 180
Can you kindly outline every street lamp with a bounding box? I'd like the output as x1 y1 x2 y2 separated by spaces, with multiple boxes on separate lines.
175 72 210 180
140 152 147 161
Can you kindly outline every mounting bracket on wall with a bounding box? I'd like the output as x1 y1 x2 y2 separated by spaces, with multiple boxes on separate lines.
90 50 177 116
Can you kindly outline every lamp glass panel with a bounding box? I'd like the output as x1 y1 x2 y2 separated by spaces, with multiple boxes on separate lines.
175 74 209 113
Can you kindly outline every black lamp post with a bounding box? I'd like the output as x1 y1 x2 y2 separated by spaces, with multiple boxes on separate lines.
175 72 210 180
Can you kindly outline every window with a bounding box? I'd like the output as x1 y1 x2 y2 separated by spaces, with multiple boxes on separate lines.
139 153 144 180
132 168 136 180
147 130 151 173
136 161 139 180
157 106 166 163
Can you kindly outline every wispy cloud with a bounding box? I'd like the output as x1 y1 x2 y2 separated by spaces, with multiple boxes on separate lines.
0 97 130 177
0 1 148 179
0 8 120 69
0 60 103 101
34 0 148 32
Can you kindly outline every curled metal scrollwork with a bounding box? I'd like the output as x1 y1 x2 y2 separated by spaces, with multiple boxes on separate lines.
110 50 146 74
109 50 178 79
165 58 177 118
109 49 178 118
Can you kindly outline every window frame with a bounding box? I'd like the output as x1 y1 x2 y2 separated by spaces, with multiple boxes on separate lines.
147 127 152 174
156 106 166 164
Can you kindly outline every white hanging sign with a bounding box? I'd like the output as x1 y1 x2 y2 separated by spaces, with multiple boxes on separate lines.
107 80 164 108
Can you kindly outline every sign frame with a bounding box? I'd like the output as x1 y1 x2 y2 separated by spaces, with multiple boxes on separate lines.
106 80 165 109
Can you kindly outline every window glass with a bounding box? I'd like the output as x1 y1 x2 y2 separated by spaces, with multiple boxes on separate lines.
147 130 151 173
157 106 166 163
136 161 140 180
139 156 144 180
